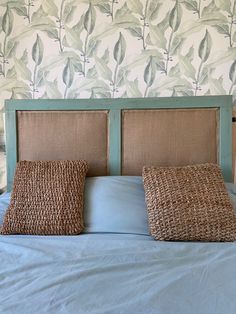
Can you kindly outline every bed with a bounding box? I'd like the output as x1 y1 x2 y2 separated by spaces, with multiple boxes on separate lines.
1 96 236 314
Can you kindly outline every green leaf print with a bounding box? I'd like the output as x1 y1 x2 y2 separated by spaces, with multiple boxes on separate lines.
144 56 156 87
63 58 74 88
112 32 126 97
161 2 183 76
230 60 236 84
233 31 236 42
63 3 76 23
1 6 14 77
96 3 111 15
0 0 235 101
21 49 28 63
11 0 35 24
43 28 59 40
185 46 194 61
126 79 143 97
229 60 236 94
199 66 208 85
13 6 27 17
11 87 32 99
168 63 180 77
32 34 44 66
2 5 13 36
58 0 66 52
127 27 143 39
201 2 219 18
95 0 117 22
209 76 227 94
116 67 129 88
179 55 196 80
126 0 143 15
86 37 100 58
5 39 18 59
202 1 235 49
95 57 113 82
214 0 232 13
42 0 59 18
147 0 161 22
44 79 63 98
84 3 96 34
6 66 17 79
169 3 182 32
82 5 96 76
149 24 167 50
194 30 212 95
113 32 126 65
14 56 32 82
64 24 83 51
101 49 109 64
170 36 184 55
144 56 156 97
86 66 97 79
114 3 139 26
36 69 44 87
182 1 198 13
213 24 230 36
31 34 44 99
198 30 212 62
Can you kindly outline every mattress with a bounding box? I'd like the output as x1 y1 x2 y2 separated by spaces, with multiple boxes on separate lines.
1 181 236 314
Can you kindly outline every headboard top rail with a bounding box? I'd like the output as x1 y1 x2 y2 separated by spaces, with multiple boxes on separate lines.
5 95 231 111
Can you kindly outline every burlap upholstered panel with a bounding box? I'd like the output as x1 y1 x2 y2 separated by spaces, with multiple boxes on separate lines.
122 109 218 175
17 111 108 176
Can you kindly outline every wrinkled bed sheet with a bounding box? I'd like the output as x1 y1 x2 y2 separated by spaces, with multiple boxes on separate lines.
1 183 236 314
1 233 236 314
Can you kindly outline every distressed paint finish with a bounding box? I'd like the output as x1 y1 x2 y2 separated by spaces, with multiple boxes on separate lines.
109 109 121 175
5 108 17 191
5 96 233 191
219 97 233 182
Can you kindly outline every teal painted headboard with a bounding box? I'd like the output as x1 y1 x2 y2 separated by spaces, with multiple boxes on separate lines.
5 96 233 191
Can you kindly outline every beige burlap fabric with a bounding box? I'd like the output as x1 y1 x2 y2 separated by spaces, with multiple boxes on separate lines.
1 160 88 235
142 163 236 242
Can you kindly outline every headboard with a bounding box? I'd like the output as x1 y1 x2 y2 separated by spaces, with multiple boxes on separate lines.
5 96 233 191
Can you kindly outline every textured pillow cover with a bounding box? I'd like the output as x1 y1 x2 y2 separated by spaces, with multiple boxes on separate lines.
1 160 88 235
142 163 236 242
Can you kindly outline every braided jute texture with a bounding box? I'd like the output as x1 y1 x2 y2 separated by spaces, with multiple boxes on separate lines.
1 160 88 235
142 163 236 242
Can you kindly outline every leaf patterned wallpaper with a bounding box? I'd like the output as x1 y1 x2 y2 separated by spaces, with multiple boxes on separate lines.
0 0 235 101
0 0 236 188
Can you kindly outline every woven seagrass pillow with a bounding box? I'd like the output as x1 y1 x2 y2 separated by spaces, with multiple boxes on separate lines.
1 160 88 235
142 163 236 242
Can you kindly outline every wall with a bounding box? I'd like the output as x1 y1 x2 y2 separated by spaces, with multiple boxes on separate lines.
0 0 236 187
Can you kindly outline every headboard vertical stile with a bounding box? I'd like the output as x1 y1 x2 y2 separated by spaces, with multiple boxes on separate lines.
109 109 121 176
5 109 17 191
219 99 233 182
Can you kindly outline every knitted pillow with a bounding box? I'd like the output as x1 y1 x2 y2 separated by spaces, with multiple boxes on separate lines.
1 160 88 235
142 163 236 242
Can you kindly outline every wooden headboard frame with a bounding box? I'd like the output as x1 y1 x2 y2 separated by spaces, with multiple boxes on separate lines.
5 96 232 191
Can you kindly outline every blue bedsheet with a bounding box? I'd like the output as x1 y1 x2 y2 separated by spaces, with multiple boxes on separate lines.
1 233 236 314
1 182 236 314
